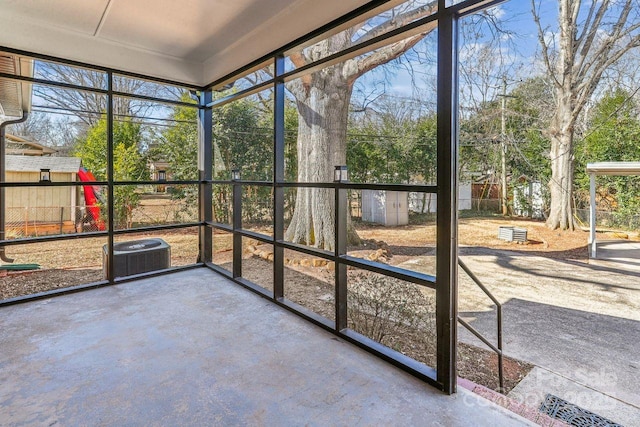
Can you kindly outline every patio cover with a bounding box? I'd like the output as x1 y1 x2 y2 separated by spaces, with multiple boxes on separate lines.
0 0 373 86
586 162 640 258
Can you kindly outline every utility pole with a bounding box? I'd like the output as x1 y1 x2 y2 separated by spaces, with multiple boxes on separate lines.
499 77 514 216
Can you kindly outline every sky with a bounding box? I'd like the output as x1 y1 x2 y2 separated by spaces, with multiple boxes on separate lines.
353 0 561 112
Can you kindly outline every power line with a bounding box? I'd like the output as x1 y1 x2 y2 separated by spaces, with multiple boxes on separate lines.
31 105 196 127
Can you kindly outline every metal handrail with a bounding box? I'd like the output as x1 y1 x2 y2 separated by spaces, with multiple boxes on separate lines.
458 258 504 392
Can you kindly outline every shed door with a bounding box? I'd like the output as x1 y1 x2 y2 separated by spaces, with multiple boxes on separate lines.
385 192 397 226
385 191 408 226
397 192 408 225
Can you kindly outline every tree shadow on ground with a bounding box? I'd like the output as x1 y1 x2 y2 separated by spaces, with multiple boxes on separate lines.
459 245 640 292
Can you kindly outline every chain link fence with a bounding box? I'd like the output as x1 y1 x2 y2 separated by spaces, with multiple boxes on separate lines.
4 200 200 239
575 208 640 231
5 206 80 238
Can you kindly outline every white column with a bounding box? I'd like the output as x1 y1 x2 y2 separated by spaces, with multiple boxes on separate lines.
589 173 597 258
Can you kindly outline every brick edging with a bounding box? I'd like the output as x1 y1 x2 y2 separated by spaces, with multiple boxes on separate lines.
458 378 571 427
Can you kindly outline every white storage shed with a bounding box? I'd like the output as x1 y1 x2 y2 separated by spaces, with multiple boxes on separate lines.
407 183 472 214
361 190 409 226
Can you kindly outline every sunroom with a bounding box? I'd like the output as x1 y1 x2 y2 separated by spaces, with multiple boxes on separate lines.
0 0 531 424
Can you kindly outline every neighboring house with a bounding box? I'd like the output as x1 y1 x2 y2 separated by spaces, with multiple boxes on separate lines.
5 155 82 236
5 134 57 156
149 160 169 192
471 174 501 212
149 159 169 181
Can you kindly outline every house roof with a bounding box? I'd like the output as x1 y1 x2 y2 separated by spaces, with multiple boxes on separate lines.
0 0 372 86
586 162 640 176
6 155 81 173
6 134 57 156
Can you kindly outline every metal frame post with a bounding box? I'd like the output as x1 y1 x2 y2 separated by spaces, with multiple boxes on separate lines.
436 3 458 394
199 89 213 264
232 175 242 278
273 54 285 300
335 184 348 330
590 173 597 258
0 112 27 263
106 72 115 283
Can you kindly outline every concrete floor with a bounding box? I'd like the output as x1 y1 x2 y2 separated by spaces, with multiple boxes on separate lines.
0 268 532 426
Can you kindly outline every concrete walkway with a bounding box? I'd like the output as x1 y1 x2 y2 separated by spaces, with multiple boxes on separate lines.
0 268 531 426
509 367 638 426
591 239 640 273
457 247 640 427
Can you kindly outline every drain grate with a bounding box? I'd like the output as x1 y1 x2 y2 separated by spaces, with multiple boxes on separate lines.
539 394 623 427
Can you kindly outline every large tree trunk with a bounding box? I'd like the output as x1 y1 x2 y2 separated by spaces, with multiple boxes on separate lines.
285 67 360 251
547 131 575 230
546 73 576 230
282 6 433 250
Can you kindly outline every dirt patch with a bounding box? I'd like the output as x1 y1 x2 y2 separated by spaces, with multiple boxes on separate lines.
0 269 102 300
356 216 594 262
458 342 532 392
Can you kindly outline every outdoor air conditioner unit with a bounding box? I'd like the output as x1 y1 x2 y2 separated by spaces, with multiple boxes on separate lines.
103 238 171 279
497 226 528 243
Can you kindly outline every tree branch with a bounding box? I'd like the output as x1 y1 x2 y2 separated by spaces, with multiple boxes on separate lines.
531 0 560 87
289 51 308 69
576 0 609 59
354 1 437 45
573 1 610 88
574 0 634 82
287 51 313 94
575 1 640 92
343 31 427 85
575 34 640 113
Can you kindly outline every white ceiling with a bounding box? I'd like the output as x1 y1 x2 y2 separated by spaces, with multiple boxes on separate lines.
0 0 372 87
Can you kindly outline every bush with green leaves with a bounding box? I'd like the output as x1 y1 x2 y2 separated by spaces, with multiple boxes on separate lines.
575 89 640 230
74 118 147 228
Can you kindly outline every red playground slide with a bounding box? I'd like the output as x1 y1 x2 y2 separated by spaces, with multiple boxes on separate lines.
77 168 106 231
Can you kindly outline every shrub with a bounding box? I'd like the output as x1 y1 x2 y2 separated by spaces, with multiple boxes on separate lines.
348 272 436 355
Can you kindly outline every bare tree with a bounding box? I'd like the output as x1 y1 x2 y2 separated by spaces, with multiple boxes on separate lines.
285 1 437 250
7 112 80 154
34 63 185 126
458 9 520 216
532 0 640 230
7 112 53 142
